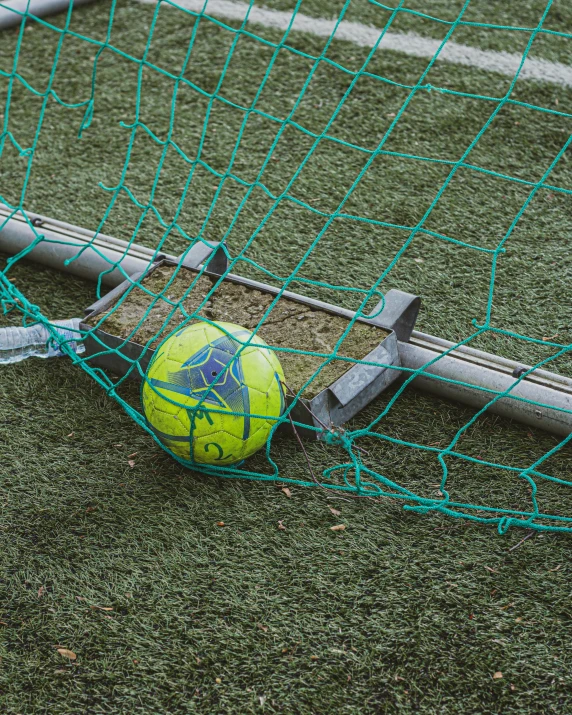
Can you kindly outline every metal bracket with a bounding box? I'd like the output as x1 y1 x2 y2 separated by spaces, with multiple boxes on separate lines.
179 241 227 275
81 259 419 438
327 332 400 425
367 289 421 342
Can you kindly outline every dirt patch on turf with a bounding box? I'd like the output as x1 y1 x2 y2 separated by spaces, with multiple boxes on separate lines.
85 264 387 397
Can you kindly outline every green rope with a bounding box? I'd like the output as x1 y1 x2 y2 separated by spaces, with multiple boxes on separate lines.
1 0 572 534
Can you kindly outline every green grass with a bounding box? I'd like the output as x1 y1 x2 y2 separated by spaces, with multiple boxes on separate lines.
1 0 572 711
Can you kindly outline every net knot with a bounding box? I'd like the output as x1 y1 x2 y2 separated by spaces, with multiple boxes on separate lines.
321 426 353 450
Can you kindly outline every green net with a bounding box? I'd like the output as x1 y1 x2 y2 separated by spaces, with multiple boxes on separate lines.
1 0 572 533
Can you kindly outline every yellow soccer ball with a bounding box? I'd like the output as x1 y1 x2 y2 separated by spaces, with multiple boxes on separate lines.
142 321 285 465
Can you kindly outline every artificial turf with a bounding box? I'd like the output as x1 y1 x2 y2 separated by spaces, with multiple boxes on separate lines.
1 0 572 711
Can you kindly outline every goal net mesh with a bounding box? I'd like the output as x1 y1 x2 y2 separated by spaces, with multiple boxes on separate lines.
1 0 571 533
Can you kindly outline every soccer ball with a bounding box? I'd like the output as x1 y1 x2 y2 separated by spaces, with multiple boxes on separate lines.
142 321 285 465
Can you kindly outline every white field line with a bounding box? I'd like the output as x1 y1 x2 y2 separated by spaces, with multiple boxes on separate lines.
136 0 572 88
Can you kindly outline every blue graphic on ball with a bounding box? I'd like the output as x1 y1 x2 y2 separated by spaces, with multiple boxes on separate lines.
150 329 252 439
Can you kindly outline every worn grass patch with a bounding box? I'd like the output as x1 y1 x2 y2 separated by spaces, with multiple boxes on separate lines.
85 262 387 398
